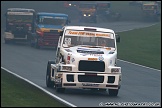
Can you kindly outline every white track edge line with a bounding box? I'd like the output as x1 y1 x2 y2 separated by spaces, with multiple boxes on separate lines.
117 23 158 32
118 59 161 71
1 67 77 107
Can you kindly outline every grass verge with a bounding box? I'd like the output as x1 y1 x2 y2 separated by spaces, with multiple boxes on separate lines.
1 69 67 107
117 22 161 70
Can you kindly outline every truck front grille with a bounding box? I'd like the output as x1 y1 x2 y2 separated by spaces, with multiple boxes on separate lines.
14 34 26 38
78 75 104 83
78 60 105 72
43 31 60 44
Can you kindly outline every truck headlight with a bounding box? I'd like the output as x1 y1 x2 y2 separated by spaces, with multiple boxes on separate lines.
88 14 91 16
84 14 86 16
111 68 120 73
62 66 72 71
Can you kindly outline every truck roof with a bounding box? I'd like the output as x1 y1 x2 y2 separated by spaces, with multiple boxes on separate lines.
7 8 35 12
37 12 68 17
64 26 114 33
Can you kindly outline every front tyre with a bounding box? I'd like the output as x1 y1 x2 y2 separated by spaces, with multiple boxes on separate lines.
30 39 34 47
109 89 119 96
55 78 65 93
56 87 65 93
4 39 12 44
46 61 55 88
34 38 40 49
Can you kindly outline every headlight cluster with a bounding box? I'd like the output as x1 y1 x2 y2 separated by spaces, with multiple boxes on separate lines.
111 68 120 73
83 14 91 16
62 66 72 71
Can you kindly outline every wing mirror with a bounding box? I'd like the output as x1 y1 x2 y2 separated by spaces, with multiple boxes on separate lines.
68 20 71 23
60 31 63 36
116 34 120 43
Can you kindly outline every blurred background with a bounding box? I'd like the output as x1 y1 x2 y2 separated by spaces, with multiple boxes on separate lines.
1 1 161 28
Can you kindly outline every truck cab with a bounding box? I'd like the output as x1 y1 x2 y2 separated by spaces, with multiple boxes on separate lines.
64 1 80 9
78 3 97 23
142 2 161 21
4 8 35 44
46 26 121 96
30 12 70 49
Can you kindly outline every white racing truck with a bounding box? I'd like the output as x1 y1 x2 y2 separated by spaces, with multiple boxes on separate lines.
46 26 121 96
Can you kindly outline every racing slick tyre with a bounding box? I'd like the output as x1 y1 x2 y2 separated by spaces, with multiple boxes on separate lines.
90 88 99 91
46 61 55 88
109 89 119 96
55 78 65 93
30 39 34 47
4 40 12 44
99 88 107 92
34 38 40 49
55 87 65 93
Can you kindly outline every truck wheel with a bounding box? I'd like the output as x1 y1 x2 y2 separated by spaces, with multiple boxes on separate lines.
55 78 65 93
34 38 40 49
90 88 98 91
99 88 107 92
56 87 65 93
109 89 119 96
46 61 55 88
4 40 11 44
30 39 34 47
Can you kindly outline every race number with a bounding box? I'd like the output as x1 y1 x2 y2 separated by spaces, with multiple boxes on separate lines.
64 38 71 45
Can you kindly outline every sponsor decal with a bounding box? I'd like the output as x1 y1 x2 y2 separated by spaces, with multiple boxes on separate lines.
40 16 67 19
71 58 75 62
88 58 97 61
80 53 88 56
98 56 104 61
77 48 91 50
110 60 112 65
65 30 111 37
82 83 99 87
7 12 33 15
65 49 72 52
90 54 103 56
105 47 111 50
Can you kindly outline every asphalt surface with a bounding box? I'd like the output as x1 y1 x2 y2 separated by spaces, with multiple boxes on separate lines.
1 21 161 107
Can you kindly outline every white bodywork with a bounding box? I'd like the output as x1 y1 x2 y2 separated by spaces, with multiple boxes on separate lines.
51 26 121 89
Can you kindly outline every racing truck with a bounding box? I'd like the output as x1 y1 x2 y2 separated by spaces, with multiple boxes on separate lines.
142 1 161 21
78 2 97 23
46 26 121 96
63 1 80 10
96 1 121 21
30 12 70 49
4 8 35 44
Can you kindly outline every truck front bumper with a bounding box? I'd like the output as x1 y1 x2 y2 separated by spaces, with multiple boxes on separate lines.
4 32 27 40
55 72 121 89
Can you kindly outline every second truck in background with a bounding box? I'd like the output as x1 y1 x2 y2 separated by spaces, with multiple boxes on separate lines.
30 12 70 49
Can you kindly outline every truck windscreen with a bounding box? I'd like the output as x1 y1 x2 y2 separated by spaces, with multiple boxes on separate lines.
38 16 67 26
7 12 33 23
63 30 115 48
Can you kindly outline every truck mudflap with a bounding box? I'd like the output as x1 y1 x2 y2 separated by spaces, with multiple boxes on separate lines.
55 72 121 89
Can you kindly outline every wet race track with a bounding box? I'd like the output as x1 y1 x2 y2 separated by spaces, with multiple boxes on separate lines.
1 20 161 107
